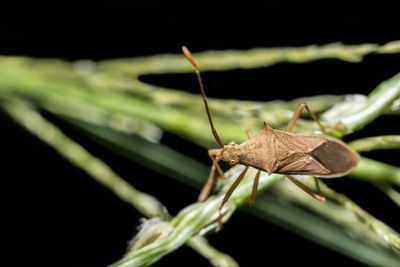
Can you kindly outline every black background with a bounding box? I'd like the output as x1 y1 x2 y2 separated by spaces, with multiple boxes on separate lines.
1 4 400 267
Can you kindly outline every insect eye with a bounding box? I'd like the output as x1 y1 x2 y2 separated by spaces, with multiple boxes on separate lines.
229 159 236 165
228 141 237 146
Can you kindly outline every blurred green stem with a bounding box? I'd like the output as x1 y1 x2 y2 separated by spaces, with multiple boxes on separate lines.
97 40 400 75
376 185 400 207
340 73 400 131
349 135 400 152
349 157 400 187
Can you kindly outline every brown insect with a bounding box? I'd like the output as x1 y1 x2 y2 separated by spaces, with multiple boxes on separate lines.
182 46 358 214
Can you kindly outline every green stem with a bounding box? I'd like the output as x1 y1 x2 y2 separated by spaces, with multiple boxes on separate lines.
350 157 400 187
97 41 400 75
186 236 238 267
349 135 400 152
344 74 400 131
376 185 400 207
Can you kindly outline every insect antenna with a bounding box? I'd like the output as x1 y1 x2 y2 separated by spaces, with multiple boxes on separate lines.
182 46 224 148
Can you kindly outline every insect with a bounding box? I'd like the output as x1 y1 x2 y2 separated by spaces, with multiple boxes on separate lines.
181 46 358 217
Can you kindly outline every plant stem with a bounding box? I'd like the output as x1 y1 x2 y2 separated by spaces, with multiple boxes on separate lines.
340 73 400 131
349 157 400 187
349 135 400 152
186 236 239 267
97 41 400 75
376 185 400 207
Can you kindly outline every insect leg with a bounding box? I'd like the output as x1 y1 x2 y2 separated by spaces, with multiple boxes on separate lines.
208 149 225 180
198 155 222 202
324 121 343 133
285 103 327 134
217 166 249 229
249 170 261 206
245 129 261 206
313 176 322 196
221 166 249 208
285 175 326 202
